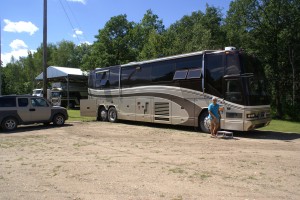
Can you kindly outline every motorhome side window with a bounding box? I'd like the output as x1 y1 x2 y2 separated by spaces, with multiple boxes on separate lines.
121 65 152 88
205 53 225 97
88 72 96 88
121 66 136 88
173 56 202 80
151 61 175 83
95 71 108 89
176 55 202 70
108 68 119 89
134 65 151 86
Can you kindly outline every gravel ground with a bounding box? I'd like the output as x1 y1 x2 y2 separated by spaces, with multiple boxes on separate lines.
1 121 300 200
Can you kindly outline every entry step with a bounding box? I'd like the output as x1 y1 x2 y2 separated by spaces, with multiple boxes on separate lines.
217 131 233 138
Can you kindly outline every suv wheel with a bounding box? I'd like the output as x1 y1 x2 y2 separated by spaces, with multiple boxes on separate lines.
2 117 18 131
53 114 65 126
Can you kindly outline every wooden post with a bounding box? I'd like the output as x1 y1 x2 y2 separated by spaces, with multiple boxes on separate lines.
43 0 48 98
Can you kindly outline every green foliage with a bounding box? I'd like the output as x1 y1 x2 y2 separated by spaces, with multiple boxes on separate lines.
225 0 300 120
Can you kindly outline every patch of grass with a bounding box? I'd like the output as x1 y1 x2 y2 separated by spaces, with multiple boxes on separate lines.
0 141 16 149
67 109 95 122
73 141 94 148
192 171 212 180
172 195 183 200
169 167 185 174
258 120 300 133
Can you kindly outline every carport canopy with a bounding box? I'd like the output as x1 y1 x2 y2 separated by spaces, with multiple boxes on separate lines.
35 66 87 82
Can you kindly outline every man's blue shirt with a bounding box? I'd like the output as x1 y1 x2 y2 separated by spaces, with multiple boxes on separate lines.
208 103 220 120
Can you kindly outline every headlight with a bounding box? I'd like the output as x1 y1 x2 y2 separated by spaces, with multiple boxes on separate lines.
247 113 257 118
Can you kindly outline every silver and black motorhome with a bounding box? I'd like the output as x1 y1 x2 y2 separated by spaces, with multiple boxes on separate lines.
81 47 271 132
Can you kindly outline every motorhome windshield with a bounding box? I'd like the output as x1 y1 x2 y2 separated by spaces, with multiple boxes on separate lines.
240 54 269 105
32 89 43 96
52 92 61 98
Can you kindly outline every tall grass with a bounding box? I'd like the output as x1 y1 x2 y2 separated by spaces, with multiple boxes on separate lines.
258 120 300 133
67 109 95 122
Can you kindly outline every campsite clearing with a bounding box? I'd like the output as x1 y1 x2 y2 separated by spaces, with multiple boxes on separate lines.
1 121 299 200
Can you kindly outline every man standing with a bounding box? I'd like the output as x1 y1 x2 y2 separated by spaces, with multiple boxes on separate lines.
208 96 221 137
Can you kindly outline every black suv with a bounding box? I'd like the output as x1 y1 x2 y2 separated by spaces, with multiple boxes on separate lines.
0 95 68 131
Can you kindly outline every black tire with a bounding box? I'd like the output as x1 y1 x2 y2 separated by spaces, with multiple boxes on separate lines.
199 110 210 133
108 107 118 123
98 107 108 121
1 117 18 131
68 101 75 109
53 114 65 126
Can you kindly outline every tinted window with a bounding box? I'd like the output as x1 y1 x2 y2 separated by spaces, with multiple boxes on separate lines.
134 65 152 86
18 98 29 107
176 55 202 70
109 67 119 88
226 53 240 74
88 72 96 88
0 97 16 107
95 71 108 89
121 66 136 88
121 65 152 87
205 53 225 97
152 61 175 82
187 68 202 79
173 70 188 80
225 79 243 104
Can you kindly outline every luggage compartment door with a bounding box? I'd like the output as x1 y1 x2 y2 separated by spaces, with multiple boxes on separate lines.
80 99 97 117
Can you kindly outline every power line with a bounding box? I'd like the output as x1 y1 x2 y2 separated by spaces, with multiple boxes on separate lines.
58 0 81 43
65 0 87 42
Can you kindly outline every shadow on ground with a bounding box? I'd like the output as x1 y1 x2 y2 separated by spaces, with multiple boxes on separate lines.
117 120 300 141
232 130 300 141
0 123 73 134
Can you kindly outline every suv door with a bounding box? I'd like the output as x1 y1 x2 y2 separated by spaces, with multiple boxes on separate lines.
17 97 32 122
29 97 51 121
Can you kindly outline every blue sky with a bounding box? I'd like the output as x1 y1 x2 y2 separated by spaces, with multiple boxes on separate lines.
1 0 232 66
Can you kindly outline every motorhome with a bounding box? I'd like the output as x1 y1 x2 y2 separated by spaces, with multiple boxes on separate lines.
81 47 271 132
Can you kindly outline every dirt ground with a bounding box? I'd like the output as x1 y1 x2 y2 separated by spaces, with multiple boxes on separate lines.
0 121 299 200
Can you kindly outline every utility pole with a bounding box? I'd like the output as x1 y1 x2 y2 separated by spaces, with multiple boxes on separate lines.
0 18 2 96
43 0 48 98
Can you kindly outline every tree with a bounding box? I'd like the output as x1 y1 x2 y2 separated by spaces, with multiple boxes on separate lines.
51 40 79 68
225 0 300 119
93 14 135 67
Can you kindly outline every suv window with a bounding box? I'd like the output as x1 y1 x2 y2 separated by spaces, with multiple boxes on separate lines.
18 98 29 107
31 98 48 107
0 97 16 107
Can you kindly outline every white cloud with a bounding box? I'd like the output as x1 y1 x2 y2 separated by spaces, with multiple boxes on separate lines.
72 28 83 38
3 19 39 35
1 40 35 67
1 49 31 66
75 29 83 35
9 39 28 50
67 0 87 4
